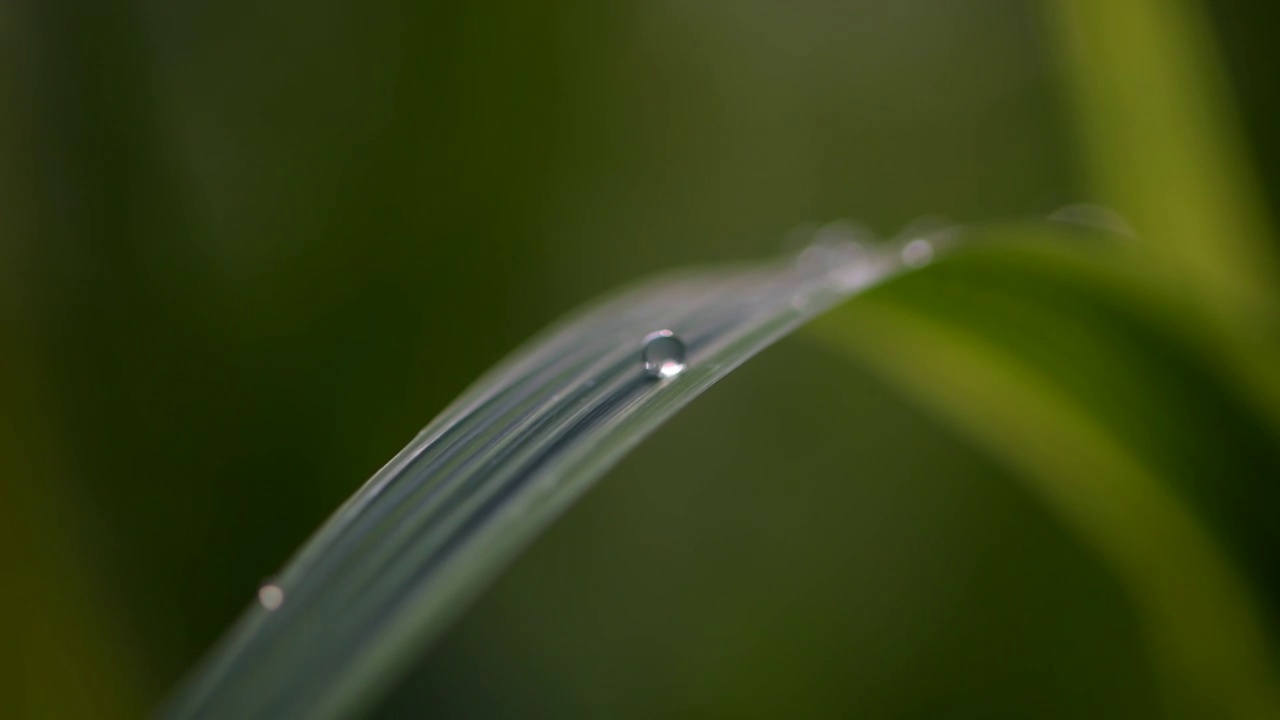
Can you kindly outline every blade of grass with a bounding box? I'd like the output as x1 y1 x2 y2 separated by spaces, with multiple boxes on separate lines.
161 231 927 720
811 230 1280 718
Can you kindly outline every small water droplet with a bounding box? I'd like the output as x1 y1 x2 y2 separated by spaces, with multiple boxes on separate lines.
642 330 686 379
258 583 285 611
795 243 833 278
795 220 873 279
901 238 934 268
825 241 873 290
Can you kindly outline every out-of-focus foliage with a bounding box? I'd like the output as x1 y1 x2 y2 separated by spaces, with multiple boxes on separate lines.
1 0 1278 718
815 1 1280 715
1051 0 1280 322
814 232 1280 717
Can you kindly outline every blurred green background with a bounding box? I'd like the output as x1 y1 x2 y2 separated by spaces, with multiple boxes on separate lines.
3 1 1280 717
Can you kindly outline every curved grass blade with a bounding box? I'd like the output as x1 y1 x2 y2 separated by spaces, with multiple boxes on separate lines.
161 229 939 719
811 226 1280 717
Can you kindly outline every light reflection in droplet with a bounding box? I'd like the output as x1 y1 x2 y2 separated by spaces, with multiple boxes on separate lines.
796 220 873 280
258 583 285 611
795 243 833 279
825 241 873 291
642 330 686 379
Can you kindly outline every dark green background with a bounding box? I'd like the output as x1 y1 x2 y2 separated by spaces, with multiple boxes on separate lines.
2 1 1277 717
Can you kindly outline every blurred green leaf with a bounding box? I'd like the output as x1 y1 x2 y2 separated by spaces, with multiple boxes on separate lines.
810 228 1280 717
0 309 148 718
1050 0 1280 322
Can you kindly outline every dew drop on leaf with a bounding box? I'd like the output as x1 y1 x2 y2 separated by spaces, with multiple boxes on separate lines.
642 330 686 379
901 238 935 268
257 583 285 611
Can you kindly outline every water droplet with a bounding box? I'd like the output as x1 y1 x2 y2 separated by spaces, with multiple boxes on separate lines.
825 241 873 290
642 330 686 379
795 243 834 278
258 583 285 611
795 220 873 280
901 239 934 268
